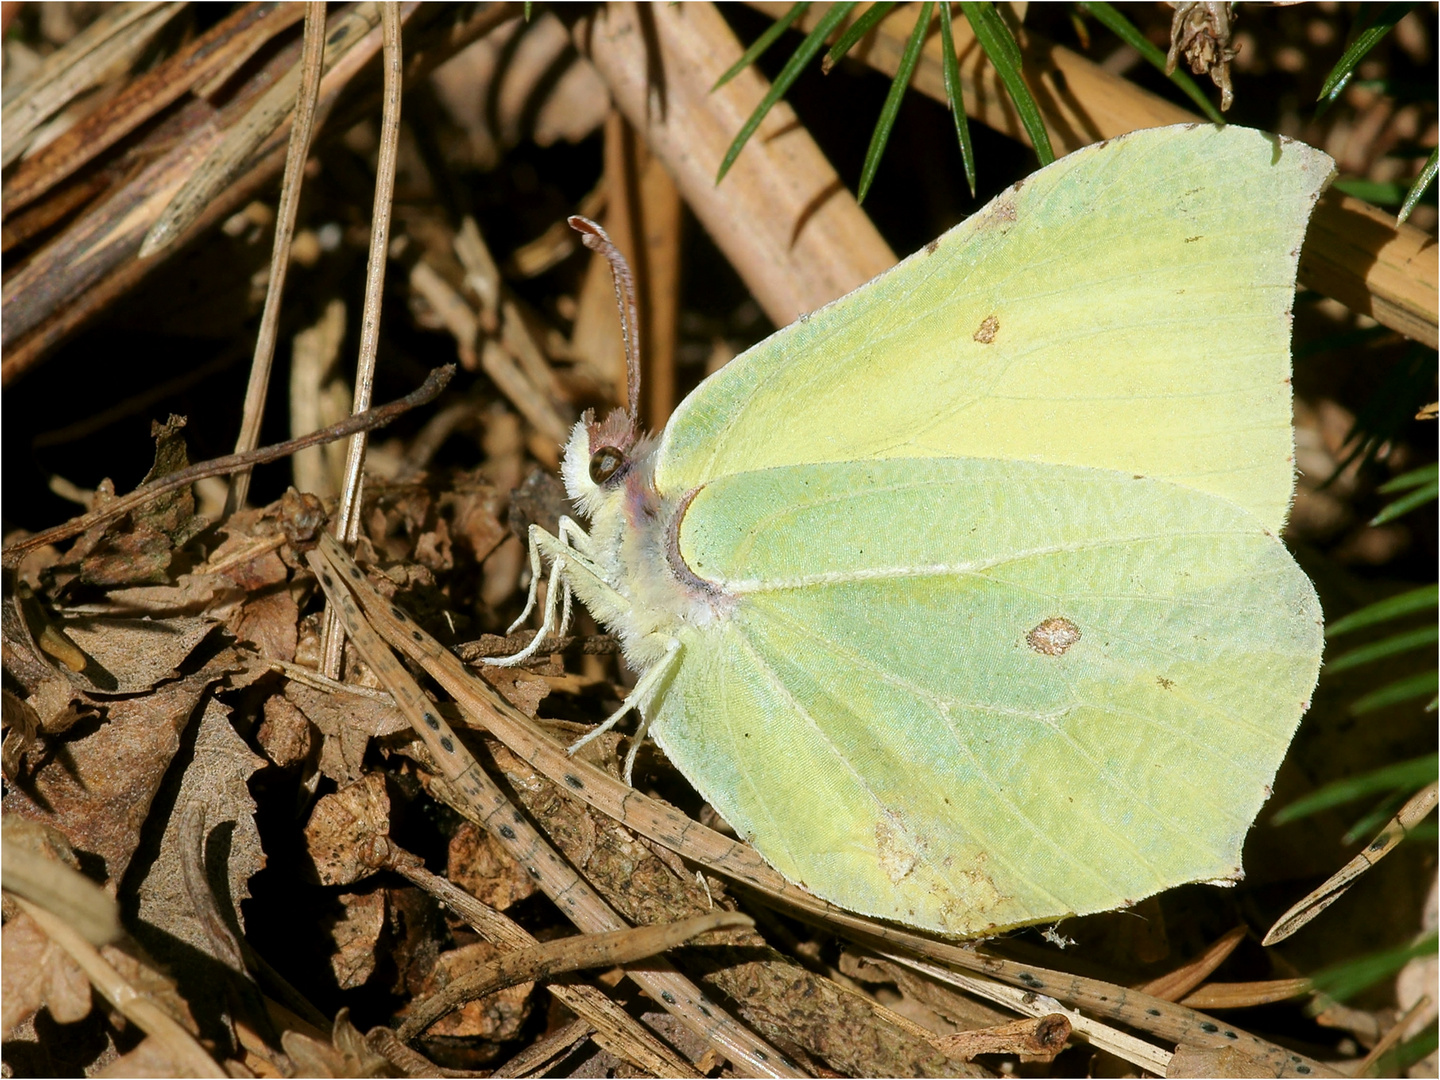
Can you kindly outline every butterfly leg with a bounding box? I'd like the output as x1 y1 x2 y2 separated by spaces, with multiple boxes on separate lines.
568 637 681 786
487 520 618 668
502 516 590 634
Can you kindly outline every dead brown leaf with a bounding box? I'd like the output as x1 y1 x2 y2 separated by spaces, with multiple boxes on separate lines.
284 681 407 785
58 615 217 695
1167 1042 1278 1077
304 773 391 888
3 649 244 886
446 819 540 913
78 416 204 587
234 589 299 663
410 938 534 1043
130 698 266 972
255 692 313 769
325 888 387 992
92 1034 200 1079
1 908 93 1035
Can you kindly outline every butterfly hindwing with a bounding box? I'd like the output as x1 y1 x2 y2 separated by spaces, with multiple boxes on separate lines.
653 457 1322 934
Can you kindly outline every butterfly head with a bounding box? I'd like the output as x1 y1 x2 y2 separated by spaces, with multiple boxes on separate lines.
562 407 642 518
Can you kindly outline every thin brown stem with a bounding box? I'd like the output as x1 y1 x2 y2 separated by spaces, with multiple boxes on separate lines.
397 912 752 1041
227 1 329 515
2 366 453 567
322 0 404 678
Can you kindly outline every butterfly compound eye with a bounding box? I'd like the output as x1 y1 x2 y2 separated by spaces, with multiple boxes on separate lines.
589 446 625 484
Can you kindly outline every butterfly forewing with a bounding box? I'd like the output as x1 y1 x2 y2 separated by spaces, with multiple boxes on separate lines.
653 125 1334 535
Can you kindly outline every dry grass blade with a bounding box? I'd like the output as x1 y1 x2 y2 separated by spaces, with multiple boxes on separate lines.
1263 781 1439 945
1 5 517 383
320 0 406 680
882 951 1173 1075
139 2 387 259
489 1016 593 1078
1 829 121 947
1 1 182 167
576 2 896 329
307 536 803 1078
1139 926 1247 1002
1180 978 1314 1009
226 1 328 515
1354 993 1434 1077
397 912 754 1042
2 3 306 214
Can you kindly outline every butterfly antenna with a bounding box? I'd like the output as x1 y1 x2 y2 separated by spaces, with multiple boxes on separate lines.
569 216 642 422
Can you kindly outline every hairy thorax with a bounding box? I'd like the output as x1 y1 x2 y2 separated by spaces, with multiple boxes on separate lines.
565 433 735 671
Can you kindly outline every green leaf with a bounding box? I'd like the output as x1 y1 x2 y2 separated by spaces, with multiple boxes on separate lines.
857 2 934 203
1333 177 1409 205
716 3 856 183
713 2 812 91
1398 146 1438 224
1351 669 1439 715
1371 1023 1440 1078
1378 462 1440 493
1327 584 1438 637
1310 931 1438 1001
1371 475 1438 525
1326 624 1439 674
1080 2 1226 125
821 2 895 74
938 1 976 197
1272 754 1438 824
958 2 1053 165
1317 3 1416 107
1341 789 1410 844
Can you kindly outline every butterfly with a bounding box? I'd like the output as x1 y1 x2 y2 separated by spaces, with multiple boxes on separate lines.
488 123 1331 936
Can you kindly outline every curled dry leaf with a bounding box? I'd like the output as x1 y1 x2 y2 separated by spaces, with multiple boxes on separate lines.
304 772 392 888
57 615 218 696
1 689 43 777
1 909 92 1036
130 699 266 976
446 820 541 913
284 681 408 785
936 1013 1072 1063
280 1008 391 1079
2 650 245 886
